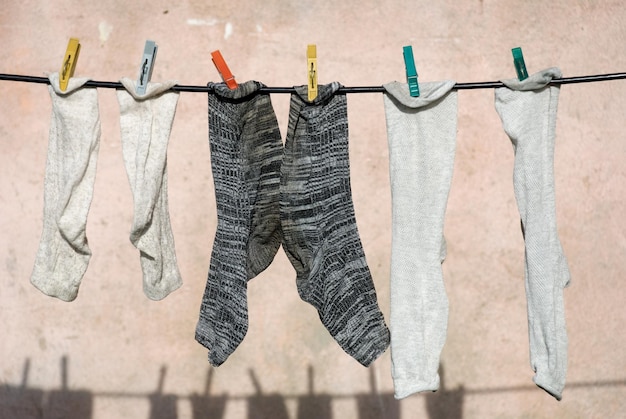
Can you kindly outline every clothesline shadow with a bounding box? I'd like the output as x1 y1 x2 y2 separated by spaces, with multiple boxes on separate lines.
2 357 625 419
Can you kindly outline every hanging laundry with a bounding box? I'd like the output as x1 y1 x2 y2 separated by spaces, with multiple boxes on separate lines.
382 80 458 399
195 81 283 367
116 78 183 300
280 82 390 367
30 72 101 302
495 68 571 401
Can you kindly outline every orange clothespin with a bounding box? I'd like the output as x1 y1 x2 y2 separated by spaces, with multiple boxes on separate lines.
59 38 80 91
211 50 238 89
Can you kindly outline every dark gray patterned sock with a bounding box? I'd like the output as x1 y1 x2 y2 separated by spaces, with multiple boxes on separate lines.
195 81 283 366
280 82 390 366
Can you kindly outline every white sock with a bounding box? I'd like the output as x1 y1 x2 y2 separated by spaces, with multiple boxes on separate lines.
116 78 182 300
383 80 457 399
495 68 571 400
31 72 101 301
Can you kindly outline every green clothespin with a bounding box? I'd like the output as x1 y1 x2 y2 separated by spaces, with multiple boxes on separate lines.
402 45 420 97
512 47 528 81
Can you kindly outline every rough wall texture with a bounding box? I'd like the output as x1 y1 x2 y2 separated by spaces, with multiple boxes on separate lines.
1 1 624 418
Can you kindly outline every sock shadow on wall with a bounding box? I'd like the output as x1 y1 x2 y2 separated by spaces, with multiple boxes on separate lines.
246 369 290 419
189 368 228 419
0 357 93 419
355 367 401 419
424 364 464 419
0 359 44 419
148 366 178 419
296 366 332 419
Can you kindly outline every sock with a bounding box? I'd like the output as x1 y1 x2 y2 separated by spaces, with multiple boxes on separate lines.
382 80 458 398
195 81 283 366
30 72 101 302
280 82 390 367
116 78 183 300
495 68 571 401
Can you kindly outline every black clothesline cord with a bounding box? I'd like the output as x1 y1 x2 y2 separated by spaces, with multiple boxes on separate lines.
1 72 626 93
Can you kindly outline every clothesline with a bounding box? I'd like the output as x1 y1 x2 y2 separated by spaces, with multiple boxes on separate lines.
1 72 625 93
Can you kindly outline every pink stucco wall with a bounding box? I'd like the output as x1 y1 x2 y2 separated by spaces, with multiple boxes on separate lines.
1 1 624 417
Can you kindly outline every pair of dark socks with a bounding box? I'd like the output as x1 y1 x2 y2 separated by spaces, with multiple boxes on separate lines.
195 81 390 367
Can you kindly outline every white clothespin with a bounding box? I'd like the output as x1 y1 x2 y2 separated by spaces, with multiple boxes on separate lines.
136 40 158 94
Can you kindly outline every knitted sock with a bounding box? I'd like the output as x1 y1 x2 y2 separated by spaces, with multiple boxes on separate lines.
196 81 283 366
30 72 101 302
495 68 571 401
116 78 183 300
382 80 458 399
280 82 390 367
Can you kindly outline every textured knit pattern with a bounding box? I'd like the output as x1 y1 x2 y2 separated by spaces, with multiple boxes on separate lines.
30 72 101 302
495 68 571 401
383 81 458 399
280 82 390 367
196 81 283 366
117 78 183 300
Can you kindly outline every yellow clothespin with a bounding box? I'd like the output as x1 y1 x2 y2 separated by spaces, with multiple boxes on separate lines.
307 44 317 101
59 38 80 92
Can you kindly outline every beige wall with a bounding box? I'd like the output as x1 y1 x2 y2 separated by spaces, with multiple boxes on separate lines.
1 1 625 418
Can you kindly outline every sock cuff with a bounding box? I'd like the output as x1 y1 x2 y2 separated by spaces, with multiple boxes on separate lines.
392 374 440 399
500 67 562 91
118 77 178 99
47 72 92 94
383 80 456 109
209 80 265 101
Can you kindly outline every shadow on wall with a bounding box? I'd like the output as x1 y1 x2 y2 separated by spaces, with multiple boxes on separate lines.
0 357 401 419
424 365 464 419
2 357 625 419
0 357 92 419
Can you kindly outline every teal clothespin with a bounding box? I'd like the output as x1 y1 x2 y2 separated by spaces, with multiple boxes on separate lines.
511 47 528 81
136 40 158 94
402 45 420 97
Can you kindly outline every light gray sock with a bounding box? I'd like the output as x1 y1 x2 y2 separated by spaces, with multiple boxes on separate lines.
30 72 101 302
117 78 183 300
495 68 571 401
382 81 457 399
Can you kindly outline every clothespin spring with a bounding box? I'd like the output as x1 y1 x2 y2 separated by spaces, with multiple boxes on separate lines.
62 56 72 81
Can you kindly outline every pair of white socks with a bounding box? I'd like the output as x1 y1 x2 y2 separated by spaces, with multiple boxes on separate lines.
30 73 182 301
384 68 570 400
